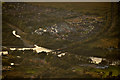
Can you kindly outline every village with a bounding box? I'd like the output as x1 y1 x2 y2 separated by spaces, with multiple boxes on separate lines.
33 15 104 41
3 3 104 41
2 2 120 78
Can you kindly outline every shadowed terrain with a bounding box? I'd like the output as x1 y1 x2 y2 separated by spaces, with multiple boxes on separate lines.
2 2 120 79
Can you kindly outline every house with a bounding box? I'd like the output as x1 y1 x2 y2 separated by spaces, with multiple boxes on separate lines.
0 51 8 56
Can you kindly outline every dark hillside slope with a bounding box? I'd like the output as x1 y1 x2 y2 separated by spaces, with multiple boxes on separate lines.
2 2 120 57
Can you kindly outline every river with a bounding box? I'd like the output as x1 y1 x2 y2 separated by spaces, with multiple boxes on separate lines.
1 30 119 68
11 30 53 53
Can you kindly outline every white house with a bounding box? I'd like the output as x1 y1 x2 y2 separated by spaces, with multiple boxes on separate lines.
0 51 8 56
